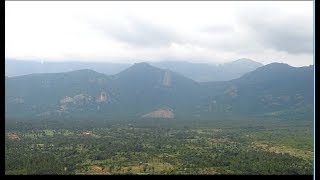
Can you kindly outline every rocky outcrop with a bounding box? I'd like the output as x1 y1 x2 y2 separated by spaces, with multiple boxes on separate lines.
142 108 174 119
162 70 172 87
96 91 107 103
12 97 25 104
58 94 94 112
60 94 93 106
224 85 238 98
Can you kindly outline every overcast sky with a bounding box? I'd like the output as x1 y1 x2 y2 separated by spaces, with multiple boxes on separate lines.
5 1 313 66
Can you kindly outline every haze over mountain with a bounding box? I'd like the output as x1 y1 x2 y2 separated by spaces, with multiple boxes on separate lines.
5 58 263 82
5 60 131 78
151 58 263 82
5 62 313 121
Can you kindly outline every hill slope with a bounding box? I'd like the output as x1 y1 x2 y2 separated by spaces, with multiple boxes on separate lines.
199 63 314 118
5 63 313 120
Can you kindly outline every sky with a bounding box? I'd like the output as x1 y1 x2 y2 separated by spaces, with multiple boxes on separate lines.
5 1 313 67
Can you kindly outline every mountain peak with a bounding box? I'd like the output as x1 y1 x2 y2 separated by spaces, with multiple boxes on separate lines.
115 62 163 82
259 63 292 70
133 62 152 67
119 62 160 74
237 62 295 83
235 58 255 62
229 58 263 66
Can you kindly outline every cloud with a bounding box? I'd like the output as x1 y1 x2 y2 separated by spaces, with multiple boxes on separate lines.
237 8 313 55
90 16 179 48
5 1 313 66
202 25 235 34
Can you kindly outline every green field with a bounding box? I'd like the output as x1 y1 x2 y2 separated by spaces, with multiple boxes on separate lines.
5 118 313 175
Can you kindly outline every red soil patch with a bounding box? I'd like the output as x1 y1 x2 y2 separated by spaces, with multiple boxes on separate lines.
7 133 21 140
91 165 103 171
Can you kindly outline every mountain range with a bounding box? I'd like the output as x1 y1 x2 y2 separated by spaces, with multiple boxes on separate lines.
151 58 263 82
5 62 314 121
5 58 263 82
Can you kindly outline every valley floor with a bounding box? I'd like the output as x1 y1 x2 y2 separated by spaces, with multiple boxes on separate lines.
5 119 313 175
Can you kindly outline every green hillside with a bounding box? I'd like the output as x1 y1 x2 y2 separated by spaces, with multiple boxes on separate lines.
5 62 314 121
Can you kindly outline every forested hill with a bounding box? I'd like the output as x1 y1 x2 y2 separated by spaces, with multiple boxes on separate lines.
5 62 313 120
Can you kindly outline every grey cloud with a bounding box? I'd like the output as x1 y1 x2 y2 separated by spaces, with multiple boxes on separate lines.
238 10 313 54
93 16 179 47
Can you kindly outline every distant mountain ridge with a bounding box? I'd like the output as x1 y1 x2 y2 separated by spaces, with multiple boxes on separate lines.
5 60 131 77
5 62 313 121
151 58 263 82
5 58 263 82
